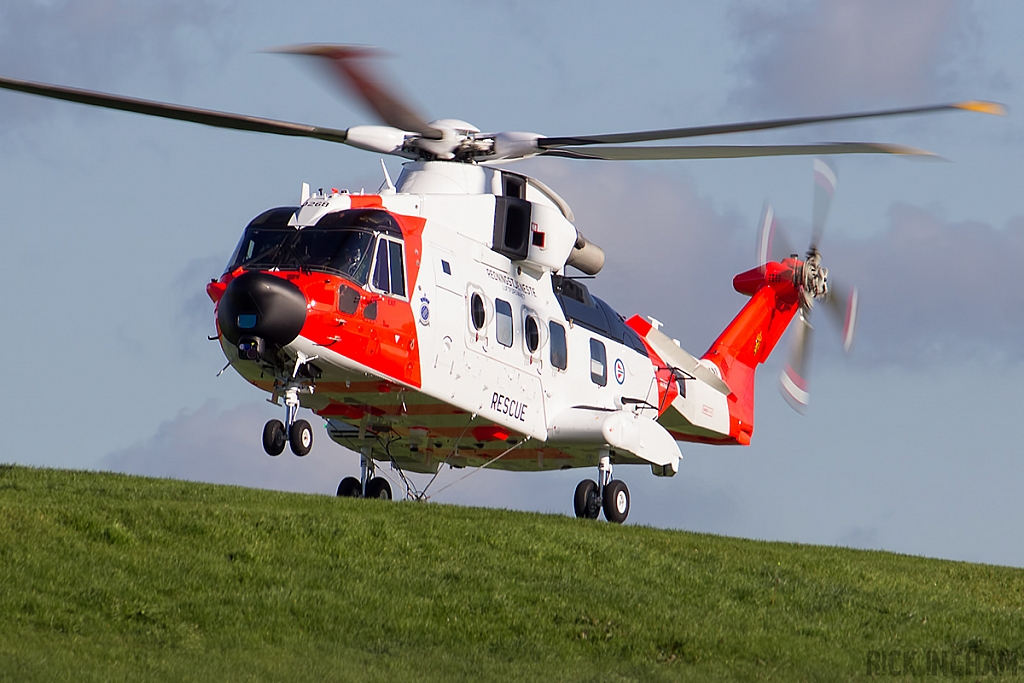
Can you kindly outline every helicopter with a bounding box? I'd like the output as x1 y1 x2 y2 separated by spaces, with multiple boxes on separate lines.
0 46 1003 522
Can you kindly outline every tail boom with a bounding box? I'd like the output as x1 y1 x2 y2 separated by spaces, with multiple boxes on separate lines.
629 260 802 447
700 260 802 443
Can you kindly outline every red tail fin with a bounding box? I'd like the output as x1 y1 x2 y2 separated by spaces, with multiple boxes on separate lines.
701 261 802 442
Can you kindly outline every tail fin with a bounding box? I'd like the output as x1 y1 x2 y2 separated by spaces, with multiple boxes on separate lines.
701 261 802 442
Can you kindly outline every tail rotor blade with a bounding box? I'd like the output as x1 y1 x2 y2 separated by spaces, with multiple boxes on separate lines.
757 203 775 269
757 202 796 269
810 157 837 252
779 309 814 413
825 282 859 352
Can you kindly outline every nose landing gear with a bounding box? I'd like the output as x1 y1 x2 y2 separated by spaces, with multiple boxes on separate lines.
262 352 318 457
289 418 313 456
573 452 630 523
262 419 287 456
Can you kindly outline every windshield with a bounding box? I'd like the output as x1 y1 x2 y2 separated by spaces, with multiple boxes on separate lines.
227 208 399 285
227 206 297 272
293 229 375 281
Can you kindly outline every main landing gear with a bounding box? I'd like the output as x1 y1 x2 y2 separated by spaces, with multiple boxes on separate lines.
262 352 316 457
573 452 630 523
336 447 393 500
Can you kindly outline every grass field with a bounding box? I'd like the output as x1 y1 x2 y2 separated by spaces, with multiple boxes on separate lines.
1 465 1022 682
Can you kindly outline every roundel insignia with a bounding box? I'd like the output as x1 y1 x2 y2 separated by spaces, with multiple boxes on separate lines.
614 358 626 384
418 296 430 325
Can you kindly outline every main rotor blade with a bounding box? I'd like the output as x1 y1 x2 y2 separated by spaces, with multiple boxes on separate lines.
0 76 350 144
269 44 443 140
780 309 814 413
810 157 837 252
541 142 935 161
538 100 1005 148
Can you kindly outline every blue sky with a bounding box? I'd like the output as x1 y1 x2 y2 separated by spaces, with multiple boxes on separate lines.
2 0 1024 566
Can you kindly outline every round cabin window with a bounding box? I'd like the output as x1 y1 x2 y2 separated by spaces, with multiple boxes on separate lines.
470 292 486 330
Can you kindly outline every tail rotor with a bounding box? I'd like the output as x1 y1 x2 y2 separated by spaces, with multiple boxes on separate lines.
764 158 859 412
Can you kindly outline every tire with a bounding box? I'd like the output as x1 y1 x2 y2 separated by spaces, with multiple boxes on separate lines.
337 476 362 497
365 477 392 500
289 419 313 456
573 480 600 520
262 419 286 456
603 479 630 524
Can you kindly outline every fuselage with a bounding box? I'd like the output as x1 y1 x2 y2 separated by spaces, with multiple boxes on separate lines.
207 161 760 475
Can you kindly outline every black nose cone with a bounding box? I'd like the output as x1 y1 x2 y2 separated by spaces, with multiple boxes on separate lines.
218 271 307 346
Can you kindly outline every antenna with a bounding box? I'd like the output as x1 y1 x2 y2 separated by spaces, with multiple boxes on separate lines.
378 159 396 194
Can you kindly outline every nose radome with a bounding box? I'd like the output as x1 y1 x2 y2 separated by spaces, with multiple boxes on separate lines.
217 271 307 347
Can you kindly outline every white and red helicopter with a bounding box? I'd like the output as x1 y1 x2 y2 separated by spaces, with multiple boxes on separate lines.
0 46 1003 522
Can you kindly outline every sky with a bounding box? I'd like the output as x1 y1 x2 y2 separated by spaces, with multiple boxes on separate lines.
2 0 1024 567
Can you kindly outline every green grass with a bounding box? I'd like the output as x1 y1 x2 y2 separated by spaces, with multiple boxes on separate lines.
1 465 1023 682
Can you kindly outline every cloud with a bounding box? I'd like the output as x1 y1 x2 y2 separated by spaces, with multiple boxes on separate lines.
525 160 1024 367
523 160 751 351
828 206 1024 365
99 398 743 533
103 400 346 495
100 156 1024 569
0 0 239 107
837 524 882 549
99 400 570 507
729 0 984 114
173 255 228 360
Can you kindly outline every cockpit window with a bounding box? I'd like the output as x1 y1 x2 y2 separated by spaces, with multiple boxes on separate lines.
227 206 297 272
315 208 402 235
226 208 401 285
230 226 294 269
293 229 375 282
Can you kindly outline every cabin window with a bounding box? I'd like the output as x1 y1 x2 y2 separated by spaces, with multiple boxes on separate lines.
590 338 607 386
495 299 514 347
525 315 540 353
549 321 567 370
470 293 486 330
550 274 648 357
370 236 407 298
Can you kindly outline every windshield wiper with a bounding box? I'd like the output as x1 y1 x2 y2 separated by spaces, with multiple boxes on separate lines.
269 237 313 274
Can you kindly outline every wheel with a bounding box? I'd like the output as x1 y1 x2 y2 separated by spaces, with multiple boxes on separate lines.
262 419 286 456
289 419 313 456
337 476 362 497
573 479 601 520
365 477 392 500
603 479 630 524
